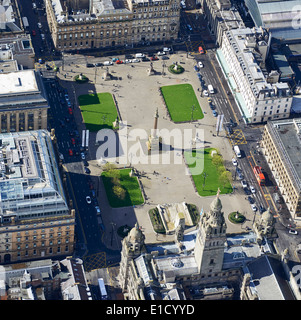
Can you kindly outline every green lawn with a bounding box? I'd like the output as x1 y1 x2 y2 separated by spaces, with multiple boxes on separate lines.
101 168 144 208
184 148 233 197
78 93 118 131
160 84 204 122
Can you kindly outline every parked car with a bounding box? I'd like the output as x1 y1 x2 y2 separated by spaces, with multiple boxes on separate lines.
95 62 103 67
194 65 199 72
131 58 140 63
232 158 238 166
84 167 91 174
150 56 159 61
81 152 85 160
247 196 254 204
95 206 101 215
86 63 94 68
37 22 42 29
198 61 204 68
124 59 132 63
251 204 257 212
289 229 298 235
71 138 75 145
116 60 123 64
212 110 218 117
86 196 91 204
157 51 166 56
250 186 256 194
259 205 265 213
241 180 247 188
68 107 73 115
203 90 209 97
103 61 113 66
68 149 73 156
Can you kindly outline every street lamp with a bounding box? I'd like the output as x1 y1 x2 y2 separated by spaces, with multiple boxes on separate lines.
191 105 195 122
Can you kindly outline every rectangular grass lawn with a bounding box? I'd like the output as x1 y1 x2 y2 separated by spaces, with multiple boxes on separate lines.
161 84 204 122
101 168 144 208
184 148 233 197
78 93 118 131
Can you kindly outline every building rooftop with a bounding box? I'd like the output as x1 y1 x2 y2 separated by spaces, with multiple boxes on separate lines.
267 119 301 191
0 130 69 220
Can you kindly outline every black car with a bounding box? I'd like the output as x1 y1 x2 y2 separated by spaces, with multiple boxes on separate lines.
247 196 254 204
225 124 233 135
83 160 89 167
259 205 265 214
243 188 251 195
86 63 94 68
95 62 103 67
84 167 91 174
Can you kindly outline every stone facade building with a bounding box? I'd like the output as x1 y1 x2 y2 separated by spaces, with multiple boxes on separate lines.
0 130 75 264
261 119 301 220
45 0 180 52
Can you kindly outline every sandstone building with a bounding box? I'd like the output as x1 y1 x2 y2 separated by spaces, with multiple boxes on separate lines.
45 0 181 52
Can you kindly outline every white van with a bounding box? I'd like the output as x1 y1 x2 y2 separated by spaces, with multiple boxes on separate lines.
208 85 214 94
234 145 241 158
103 61 113 66
135 53 145 58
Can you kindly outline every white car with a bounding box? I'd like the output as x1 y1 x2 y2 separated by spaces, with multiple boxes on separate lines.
81 152 85 160
157 51 166 56
131 58 140 63
95 206 101 215
203 90 209 97
289 229 298 235
232 158 238 166
251 204 257 212
124 59 132 63
250 186 256 193
103 61 113 66
37 22 42 29
241 180 247 188
86 196 91 204
198 61 204 68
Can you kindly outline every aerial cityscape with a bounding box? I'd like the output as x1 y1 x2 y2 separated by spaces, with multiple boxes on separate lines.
0 0 301 304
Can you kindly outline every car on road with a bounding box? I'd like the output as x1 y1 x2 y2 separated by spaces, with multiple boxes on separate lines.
86 196 91 204
81 152 85 160
289 229 298 235
203 90 209 97
251 204 257 212
84 167 91 174
212 110 218 117
241 180 247 188
86 63 94 68
103 61 113 66
157 51 165 56
194 65 199 72
243 187 251 195
250 186 256 194
68 149 73 156
238 172 244 180
198 61 204 68
187 24 192 31
95 206 101 215
247 196 254 204
71 138 75 145
41 34 45 41
37 22 42 29
132 58 140 63
32 30 36 36
83 160 89 167
95 62 103 67
150 56 159 61
232 158 238 166
68 107 73 115
259 205 265 213
112 57 119 62
116 60 123 64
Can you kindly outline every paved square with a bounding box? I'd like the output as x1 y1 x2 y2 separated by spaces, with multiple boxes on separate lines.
59 52 255 246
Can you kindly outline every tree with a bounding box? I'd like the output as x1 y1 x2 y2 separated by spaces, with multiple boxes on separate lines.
219 170 233 188
212 153 223 167
113 185 126 200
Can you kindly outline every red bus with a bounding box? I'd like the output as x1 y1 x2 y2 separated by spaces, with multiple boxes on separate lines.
253 166 265 186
